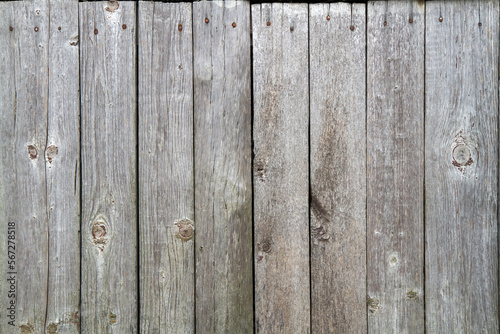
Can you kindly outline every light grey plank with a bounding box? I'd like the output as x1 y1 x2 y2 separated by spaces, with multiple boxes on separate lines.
139 2 194 333
425 1 499 332
193 1 253 332
309 3 366 333
366 1 425 333
0 1 52 332
45 0 81 333
80 2 137 333
252 3 309 333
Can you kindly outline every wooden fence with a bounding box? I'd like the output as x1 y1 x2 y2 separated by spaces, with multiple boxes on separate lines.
0 0 498 333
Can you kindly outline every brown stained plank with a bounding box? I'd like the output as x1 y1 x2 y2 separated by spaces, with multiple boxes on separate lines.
309 3 367 333
193 1 253 333
252 3 310 333
80 2 137 333
139 2 195 333
425 1 499 332
366 1 425 333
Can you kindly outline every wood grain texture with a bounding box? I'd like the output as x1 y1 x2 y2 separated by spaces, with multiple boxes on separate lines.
0 1 52 332
425 1 499 332
193 1 253 333
46 0 81 333
366 1 425 333
80 2 137 333
309 3 366 333
139 2 195 333
252 3 310 333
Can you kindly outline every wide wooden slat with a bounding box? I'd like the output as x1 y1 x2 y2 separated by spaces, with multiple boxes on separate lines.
309 3 366 333
425 1 499 332
80 2 137 333
46 1 81 332
252 3 310 333
139 2 195 333
193 1 253 333
366 1 425 333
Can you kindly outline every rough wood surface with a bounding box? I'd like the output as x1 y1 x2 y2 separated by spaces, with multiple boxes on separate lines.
80 2 138 333
0 1 52 332
309 3 366 333
425 1 499 332
0 3 16 330
193 1 253 333
366 1 425 333
252 3 310 333
139 2 195 333
46 1 81 333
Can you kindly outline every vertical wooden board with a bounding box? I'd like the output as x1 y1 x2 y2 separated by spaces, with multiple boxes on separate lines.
252 3 309 333
193 1 253 333
139 2 194 333
0 2 18 332
46 1 81 332
0 1 52 332
425 1 499 332
80 2 137 333
367 1 425 333
309 3 366 333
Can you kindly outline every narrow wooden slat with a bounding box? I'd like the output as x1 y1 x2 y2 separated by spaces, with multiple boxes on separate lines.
193 1 253 333
309 3 366 333
46 0 81 332
252 3 309 333
0 1 52 332
366 1 425 333
425 1 499 332
139 2 195 333
80 2 137 333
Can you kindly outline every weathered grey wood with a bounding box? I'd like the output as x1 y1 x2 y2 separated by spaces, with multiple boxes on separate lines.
139 2 195 333
425 1 499 332
193 1 253 332
309 3 366 333
0 1 53 332
366 1 425 333
46 1 81 333
252 3 309 333
80 2 137 333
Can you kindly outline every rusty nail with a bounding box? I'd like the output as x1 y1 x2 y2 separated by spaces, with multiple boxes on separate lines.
232 22 236 28
9 26 13 31
326 15 330 21
266 21 271 26
34 27 39 32
205 18 209 24
439 16 443 22
94 28 98 35
122 24 127 30
409 18 413 24
383 21 387 26
58 26 61 31
478 22 482 27
178 24 182 31
350 25 354 31
290 26 294 32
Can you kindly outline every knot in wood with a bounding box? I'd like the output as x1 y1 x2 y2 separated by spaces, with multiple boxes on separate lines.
105 1 119 13
174 219 194 241
27 145 38 159
260 241 271 253
46 145 58 163
452 144 473 168
91 219 109 251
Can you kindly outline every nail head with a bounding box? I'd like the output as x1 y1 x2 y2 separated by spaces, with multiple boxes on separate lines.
326 15 330 21
266 21 271 26
232 22 236 28
478 22 482 27
34 27 39 32
290 26 294 32
122 24 127 30
58 26 61 31
439 17 443 22
178 24 182 31
350 25 354 31
9 26 13 31
409 18 413 24
205 18 209 24
383 21 387 26
94 28 98 35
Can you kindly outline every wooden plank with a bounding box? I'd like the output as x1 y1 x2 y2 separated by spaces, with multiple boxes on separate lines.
252 3 309 333
80 2 137 333
366 1 425 333
0 1 53 332
138 2 195 333
309 3 366 333
193 1 253 332
45 0 81 333
0 2 20 332
425 1 499 332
